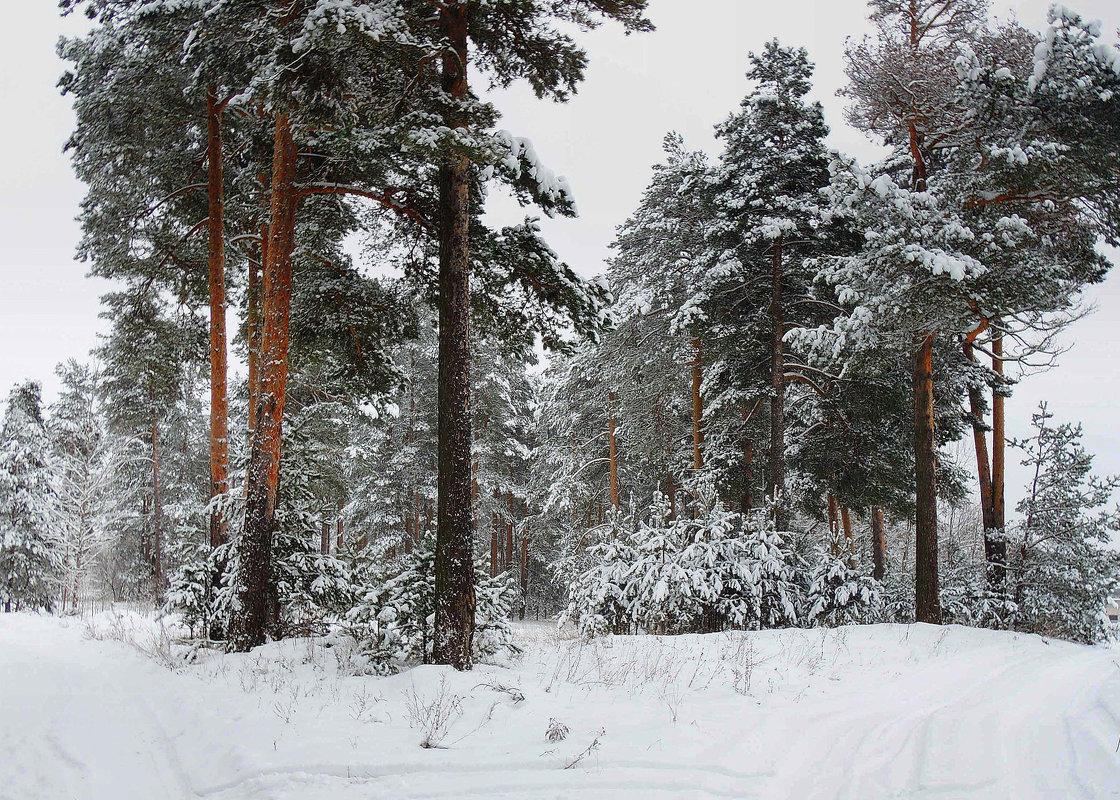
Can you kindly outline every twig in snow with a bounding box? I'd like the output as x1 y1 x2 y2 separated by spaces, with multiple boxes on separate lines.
564 729 605 769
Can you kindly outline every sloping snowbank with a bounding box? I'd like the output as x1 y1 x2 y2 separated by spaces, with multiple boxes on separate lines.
1 612 1118 799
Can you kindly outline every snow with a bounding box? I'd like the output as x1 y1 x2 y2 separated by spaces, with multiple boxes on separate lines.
2 612 1119 800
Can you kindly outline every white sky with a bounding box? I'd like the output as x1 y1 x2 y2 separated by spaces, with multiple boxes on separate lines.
1 0 1119 512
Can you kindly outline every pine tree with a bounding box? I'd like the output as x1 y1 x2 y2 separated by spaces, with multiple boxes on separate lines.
0 383 58 612
401 0 651 670
703 41 841 527
1009 403 1120 644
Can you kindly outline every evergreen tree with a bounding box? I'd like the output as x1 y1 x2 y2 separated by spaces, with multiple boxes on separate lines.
703 41 842 526
0 383 58 612
1009 403 1120 644
47 361 142 612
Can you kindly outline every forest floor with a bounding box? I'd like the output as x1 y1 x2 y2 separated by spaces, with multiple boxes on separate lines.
2 611 1119 800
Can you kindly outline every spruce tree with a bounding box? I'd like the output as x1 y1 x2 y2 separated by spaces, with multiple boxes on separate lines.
0 383 58 612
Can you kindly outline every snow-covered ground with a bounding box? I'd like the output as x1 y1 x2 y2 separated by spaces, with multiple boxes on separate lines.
2 612 1118 800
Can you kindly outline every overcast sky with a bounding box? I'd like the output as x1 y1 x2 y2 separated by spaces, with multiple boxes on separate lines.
1 0 1118 511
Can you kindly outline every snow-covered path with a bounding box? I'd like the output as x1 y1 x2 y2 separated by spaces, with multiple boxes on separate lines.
1 613 1118 800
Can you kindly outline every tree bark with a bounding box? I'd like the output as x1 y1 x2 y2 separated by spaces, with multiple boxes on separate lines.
871 506 886 580
320 521 330 556
505 490 515 573
989 332 1007 583
827 491 840 556
964 318 1007 588
912 333 941 623
608 390 620 509
519 532 528 620
206 88 230 553
232 112 298 651
840 505 856 567
768 235 787 527
151 415 163 596
691 338 703 470
246 224 265 440
432 0 476 670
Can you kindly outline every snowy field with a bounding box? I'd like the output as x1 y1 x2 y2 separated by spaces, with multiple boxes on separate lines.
2 613 1119 800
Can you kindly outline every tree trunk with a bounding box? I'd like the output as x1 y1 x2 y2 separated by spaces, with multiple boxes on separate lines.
320 521 330 556
912 333 941 623
336 516 343 552
151 415 163 596
840 506 856 567
691 338 704 470
989 332 1007 583
769 235 787 527
232 112 297 651
608 390 620 509
246 225 265 440
871 506 886 580
964 319 1007 589
206 88 230 553
740 437 755 513
519 533 528 620
505 490 515 572
432 1 475 670
827 491 839 556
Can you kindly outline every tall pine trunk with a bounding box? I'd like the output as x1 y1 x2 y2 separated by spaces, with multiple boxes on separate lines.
768 235 787 527
206 88 229 552
827 491 839 555
964 319 1007 588
691 338 703 470
608 390 620 509
871 506 886 580
151 414 163 596
232 113 297 651
912 333 941 623
989 333 1007 582
246 224 265 440
432 1 476 670
840 505 856 566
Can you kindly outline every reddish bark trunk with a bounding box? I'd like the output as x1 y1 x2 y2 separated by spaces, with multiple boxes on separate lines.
990 333 1007 582
912 333 942 624
827 491 840 556
871 506 886 580
246 224 265 440
206 88 230 551
232 112 298 651
840 505 856 567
